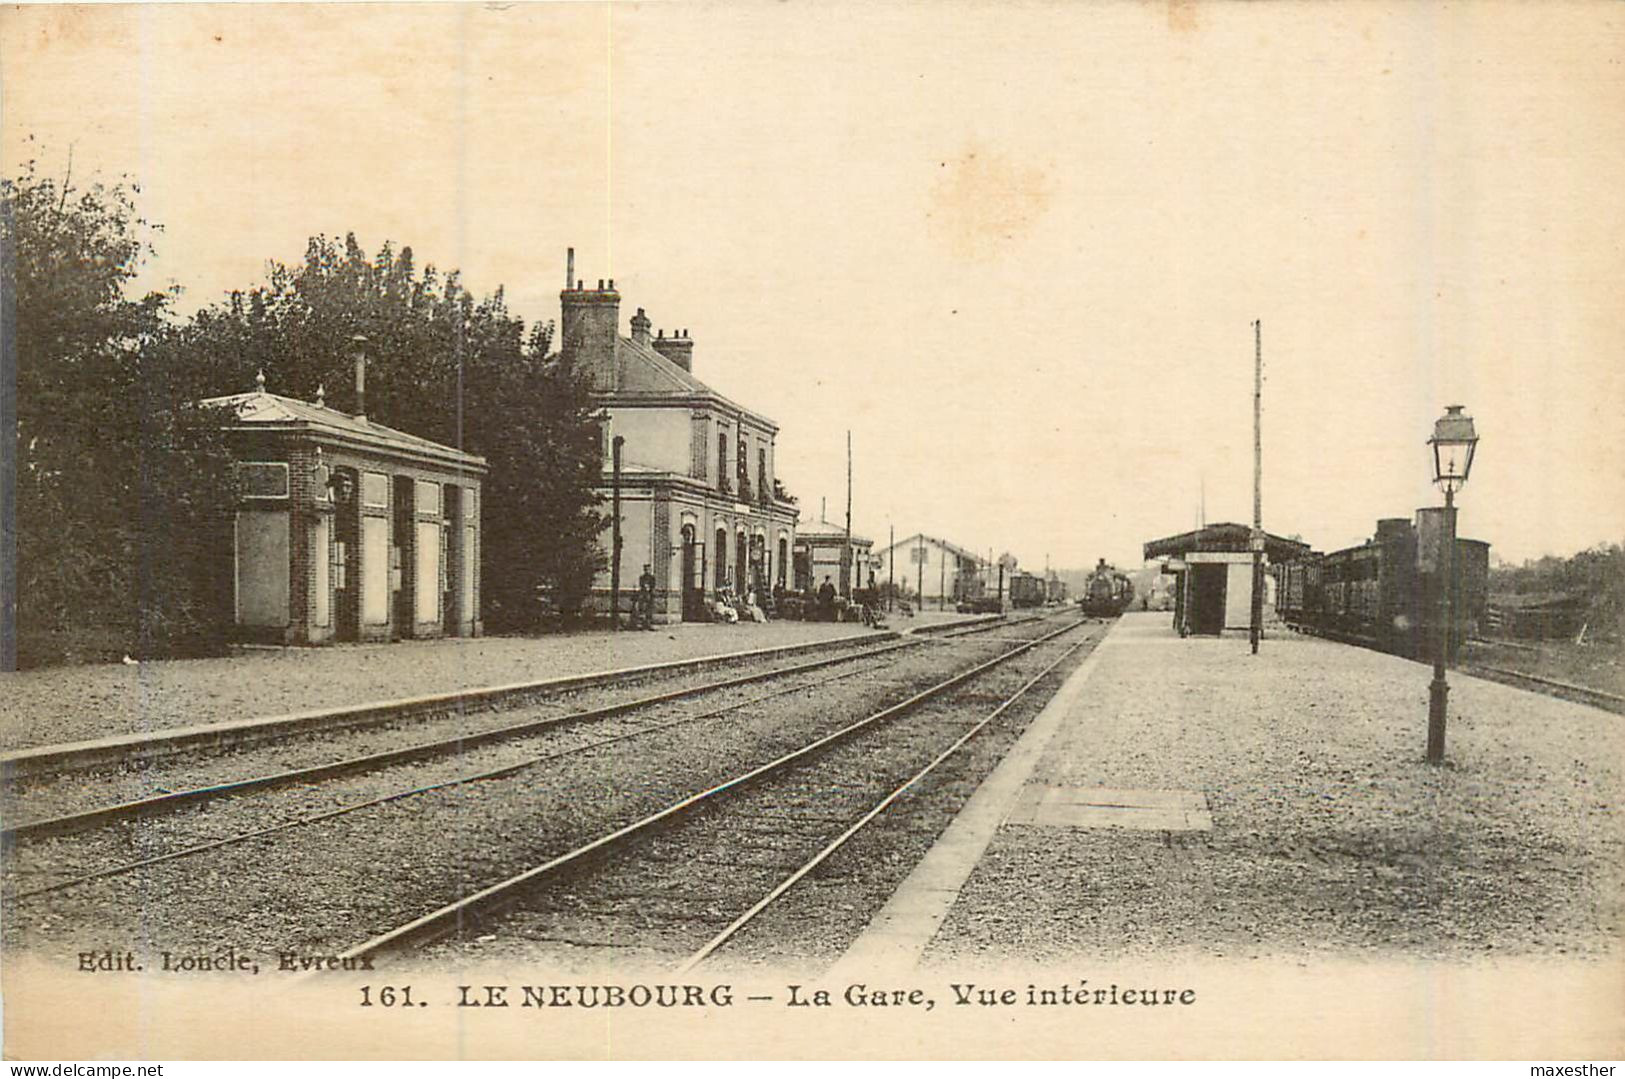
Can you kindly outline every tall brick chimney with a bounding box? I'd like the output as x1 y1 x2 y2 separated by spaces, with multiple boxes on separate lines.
559 249 620 376
653 327 694 372
630 307 653 348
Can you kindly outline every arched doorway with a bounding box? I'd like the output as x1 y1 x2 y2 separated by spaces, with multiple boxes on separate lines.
681 524 702 621
735 529 748 594
715 526 729 590
749 533 766 595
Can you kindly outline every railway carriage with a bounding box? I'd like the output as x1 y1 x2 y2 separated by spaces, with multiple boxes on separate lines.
1275 515 1487 661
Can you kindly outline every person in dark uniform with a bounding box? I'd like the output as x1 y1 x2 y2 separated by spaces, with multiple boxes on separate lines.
817 576 837 621
637 564 657 629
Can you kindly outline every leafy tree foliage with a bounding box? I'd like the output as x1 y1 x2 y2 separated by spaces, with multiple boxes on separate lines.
1490 542 1625 641
175 233 606 628
5 156 236 664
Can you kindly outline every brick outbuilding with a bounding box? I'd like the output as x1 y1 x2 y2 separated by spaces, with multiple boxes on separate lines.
206 373 486 645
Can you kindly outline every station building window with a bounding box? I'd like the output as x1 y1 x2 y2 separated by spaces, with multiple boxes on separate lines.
239 462 289 500
361 471 389 509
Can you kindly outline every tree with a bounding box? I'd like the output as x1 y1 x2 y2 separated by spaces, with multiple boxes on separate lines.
5 153 237 664
175 234 606 629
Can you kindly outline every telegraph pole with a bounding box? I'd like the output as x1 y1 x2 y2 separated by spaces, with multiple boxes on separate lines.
917 540 924 610
888 522 895 611
1250 320 1264 655
610 435 625 630
844 430 853 598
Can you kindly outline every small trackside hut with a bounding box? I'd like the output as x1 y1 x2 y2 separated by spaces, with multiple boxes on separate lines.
206 372 486 646
1144 523 1310 637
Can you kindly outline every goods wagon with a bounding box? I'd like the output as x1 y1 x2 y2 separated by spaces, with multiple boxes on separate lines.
1008 571 1048 609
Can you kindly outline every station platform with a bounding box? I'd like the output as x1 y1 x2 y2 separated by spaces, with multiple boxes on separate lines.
835 611 1625 970
0 609 973 755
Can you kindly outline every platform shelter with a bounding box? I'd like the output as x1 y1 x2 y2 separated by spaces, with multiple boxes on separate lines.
1143 523 1309 636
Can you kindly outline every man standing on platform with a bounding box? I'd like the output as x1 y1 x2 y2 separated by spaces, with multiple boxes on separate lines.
637 564 657 630
818 575 837 621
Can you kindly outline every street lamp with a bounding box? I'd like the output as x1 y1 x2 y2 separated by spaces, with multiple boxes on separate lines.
1425 404 1478 764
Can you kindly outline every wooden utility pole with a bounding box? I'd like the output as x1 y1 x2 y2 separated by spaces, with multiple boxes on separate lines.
611 435 625 630
917 540 925 609
888 522 895 611
844 430 853 598
1250 319 1264 655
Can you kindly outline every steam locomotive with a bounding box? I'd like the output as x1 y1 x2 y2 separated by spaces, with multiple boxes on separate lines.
1079 558 1135 617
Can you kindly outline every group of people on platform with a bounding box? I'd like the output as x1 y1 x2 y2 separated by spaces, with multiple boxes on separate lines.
629 564 886 629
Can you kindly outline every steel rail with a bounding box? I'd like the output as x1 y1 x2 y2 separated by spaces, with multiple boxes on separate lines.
0 629 930 780
1458 663 1625 713
6 631 994 843
3 651 919 904
673 630 1094 973
4 617 1030 858
331 617 1089 962
1274 621 1620 714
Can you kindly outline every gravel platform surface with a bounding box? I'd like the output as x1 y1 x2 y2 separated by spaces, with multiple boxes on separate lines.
0 622 890 753
924 612 1625 965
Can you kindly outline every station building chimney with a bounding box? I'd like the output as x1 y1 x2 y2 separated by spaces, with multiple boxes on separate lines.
630 307 653 348
653 327 694 372
559 248 621 374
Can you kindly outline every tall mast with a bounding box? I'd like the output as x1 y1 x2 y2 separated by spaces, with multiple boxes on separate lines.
844 430 853 597
1250 319 1265 655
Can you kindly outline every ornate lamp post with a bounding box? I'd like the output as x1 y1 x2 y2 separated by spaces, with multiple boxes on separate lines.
1425 404 1478 764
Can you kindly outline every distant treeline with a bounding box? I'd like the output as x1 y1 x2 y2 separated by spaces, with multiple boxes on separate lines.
5 151 606 667
1489 543 1625 641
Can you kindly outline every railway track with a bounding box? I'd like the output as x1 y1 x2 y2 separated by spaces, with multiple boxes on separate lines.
355 616 1098 970
3 616 1040 895
1458 662 1625 714
3 616 1028 843
0 615 1016 783
2 613 1082 961
1284 622 1623 715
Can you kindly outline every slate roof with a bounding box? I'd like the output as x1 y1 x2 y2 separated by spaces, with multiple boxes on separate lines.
796 518 874 547
593 334 778 432
202 388 486 470
874 533 986 565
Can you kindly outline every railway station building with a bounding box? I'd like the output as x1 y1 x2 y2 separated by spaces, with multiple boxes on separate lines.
1143 523 1310 636
206 372 486 646
875 534 988 607
562 254 799 624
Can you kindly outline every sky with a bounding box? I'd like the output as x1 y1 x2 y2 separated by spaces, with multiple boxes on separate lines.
5 1 1622 569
